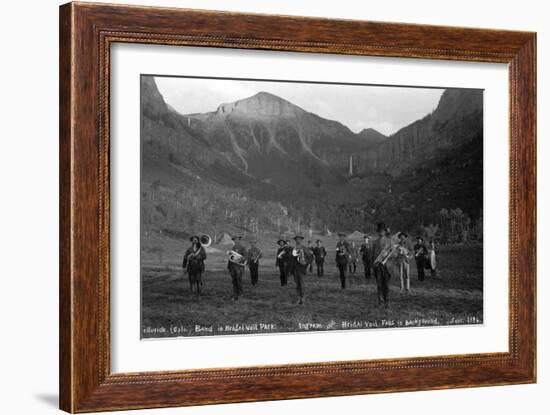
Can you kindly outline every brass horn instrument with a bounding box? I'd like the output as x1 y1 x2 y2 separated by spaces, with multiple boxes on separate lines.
373 244 397 266
227 250 247 266
250 249 262 263
199 234 212 248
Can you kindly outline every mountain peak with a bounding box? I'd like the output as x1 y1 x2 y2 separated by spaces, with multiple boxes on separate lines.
358 127 387 143
215 91 303 118
252 91 284 100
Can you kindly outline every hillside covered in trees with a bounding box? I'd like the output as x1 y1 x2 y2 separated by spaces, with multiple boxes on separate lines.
141 76 483 244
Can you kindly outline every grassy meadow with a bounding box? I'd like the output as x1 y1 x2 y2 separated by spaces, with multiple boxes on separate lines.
141 233 483 338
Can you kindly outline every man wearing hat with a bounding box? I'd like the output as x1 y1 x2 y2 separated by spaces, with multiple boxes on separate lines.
413 236 429 281
246 239 262 286
182 235 207 299
312 239 327 277
359 235 373 279
284 238 294 281
227 235 247 300
275 238 289 286
372 223 392 307
335 232 350 289
289 235 313 305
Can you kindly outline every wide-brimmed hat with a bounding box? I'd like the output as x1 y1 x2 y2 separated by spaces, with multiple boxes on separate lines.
376 222 386 233
189 235 199 242
277 239 286 245
293 235 305 241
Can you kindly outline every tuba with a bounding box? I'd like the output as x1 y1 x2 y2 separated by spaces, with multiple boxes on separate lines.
227 250 247 266
200 234 212 248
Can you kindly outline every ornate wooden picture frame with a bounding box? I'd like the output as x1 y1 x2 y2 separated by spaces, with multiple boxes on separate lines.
59 2 536 412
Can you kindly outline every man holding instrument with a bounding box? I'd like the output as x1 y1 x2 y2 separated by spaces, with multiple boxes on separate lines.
247 239 262 286
335 232 350 289
227 235 246 300
275 238 289 286
182 235 207 300
289 235 313 305
414 236 429 282
359 234 373 279
372 223 393 307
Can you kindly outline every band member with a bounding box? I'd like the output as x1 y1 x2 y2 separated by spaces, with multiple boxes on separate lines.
396 232 412 292
414 236 429 281
247 240 262 286
348 242 358 276
182 235 207 299
306 240 314 273
289 235 313 305
284 238 294 281
275 239 288 286
335 232 350 289
312 239 327 277
359 235 372 279
372 222 392 307
227 235 246 300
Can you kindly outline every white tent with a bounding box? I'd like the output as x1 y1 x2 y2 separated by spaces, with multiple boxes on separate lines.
348 230 364 240
219 233 233 245
205 246 222 254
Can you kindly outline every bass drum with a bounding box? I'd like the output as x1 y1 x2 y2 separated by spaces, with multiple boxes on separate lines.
429 250 436 270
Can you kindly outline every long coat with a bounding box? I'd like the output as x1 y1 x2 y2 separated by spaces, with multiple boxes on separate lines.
414 242 428 266
247 247 263 264
290 247 314 274
372 236 391 264
275 246 285 267
313 246 327 262
228 243 247 270
182 245 206 274
335 240 350 266
359 242 372 264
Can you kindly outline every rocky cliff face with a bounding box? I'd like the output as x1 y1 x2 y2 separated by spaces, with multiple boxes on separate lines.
141 76 232 171
370 89 483 175
213 91 305 119
183 90 386 186
142 76 481 186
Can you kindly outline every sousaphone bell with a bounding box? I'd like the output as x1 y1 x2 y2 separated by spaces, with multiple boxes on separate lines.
199 234 212 248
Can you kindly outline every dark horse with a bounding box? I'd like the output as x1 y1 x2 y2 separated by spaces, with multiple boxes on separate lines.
182 237 206 300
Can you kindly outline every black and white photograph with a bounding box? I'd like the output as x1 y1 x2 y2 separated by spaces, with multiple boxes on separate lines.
140 75 484 338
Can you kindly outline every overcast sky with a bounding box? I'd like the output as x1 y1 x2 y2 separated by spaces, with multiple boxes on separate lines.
154 76 445 136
